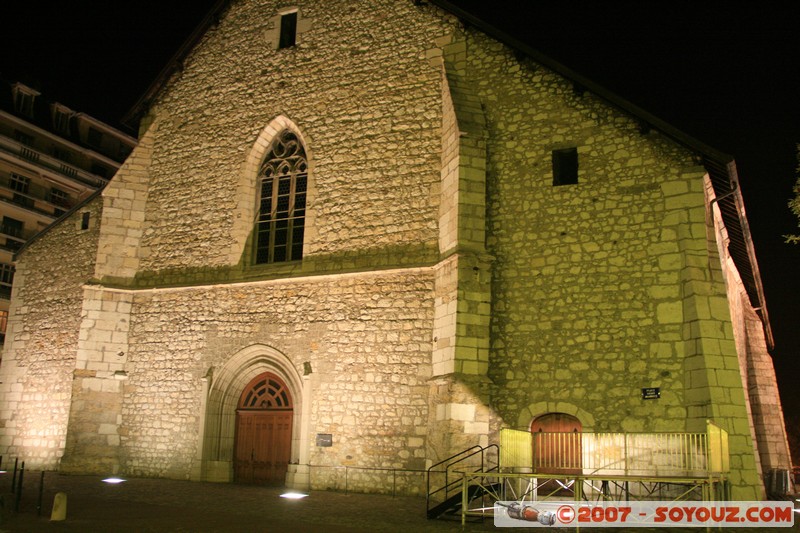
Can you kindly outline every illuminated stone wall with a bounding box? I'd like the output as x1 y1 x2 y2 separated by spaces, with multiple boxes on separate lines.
0 0 784 500
112 271 432 482
41 0 453 483
96 0 450 282
0 197 102 468
454 30 767 498
709 179 793 486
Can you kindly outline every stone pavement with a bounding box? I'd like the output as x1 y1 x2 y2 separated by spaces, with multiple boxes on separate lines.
0 471 798 532
0 470 495 532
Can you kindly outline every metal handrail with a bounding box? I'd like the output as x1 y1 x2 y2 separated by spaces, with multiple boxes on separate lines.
456 470 727 527
426 445 481 510
426 443 499 516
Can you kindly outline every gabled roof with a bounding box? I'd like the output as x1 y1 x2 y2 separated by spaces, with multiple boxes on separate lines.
429 0 772 347
120 0 771 346
122 0 229 128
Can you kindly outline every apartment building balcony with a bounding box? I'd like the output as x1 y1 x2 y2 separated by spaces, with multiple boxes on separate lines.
0 134 109 190
0 174 76 222
0 219 39 254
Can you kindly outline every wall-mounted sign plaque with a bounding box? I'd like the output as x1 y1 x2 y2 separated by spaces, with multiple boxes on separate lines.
641 387 661 400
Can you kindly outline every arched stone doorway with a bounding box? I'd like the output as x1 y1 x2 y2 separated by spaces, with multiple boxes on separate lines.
531 412 582 475
200 344 310 488
234 372 293 485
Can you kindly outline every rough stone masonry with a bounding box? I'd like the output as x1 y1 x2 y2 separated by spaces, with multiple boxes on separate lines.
0 0 790 500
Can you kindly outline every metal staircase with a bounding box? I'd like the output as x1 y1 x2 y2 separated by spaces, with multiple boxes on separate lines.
425 444 499 520
426 422 732 525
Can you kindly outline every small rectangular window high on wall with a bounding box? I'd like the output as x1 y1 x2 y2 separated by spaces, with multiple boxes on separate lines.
279 12 298 49
552 147 579 186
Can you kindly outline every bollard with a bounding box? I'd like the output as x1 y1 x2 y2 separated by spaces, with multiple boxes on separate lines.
50 492 67 521
37 471 45 516
14 461 24 512
10 458 17 494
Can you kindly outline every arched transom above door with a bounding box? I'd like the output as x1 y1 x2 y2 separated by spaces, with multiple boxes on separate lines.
238 373 293 410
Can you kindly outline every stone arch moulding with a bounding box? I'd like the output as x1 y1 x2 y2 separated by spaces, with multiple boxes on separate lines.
200 343 311 486
517 401 595 432
229 115 316 264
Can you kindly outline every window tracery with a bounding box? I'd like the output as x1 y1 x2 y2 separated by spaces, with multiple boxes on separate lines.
255 130 307 264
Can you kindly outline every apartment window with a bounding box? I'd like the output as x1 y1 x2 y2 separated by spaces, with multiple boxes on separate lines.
10 174 30 194
2 217 24 239
552 147 578 186
50 187 70 208
12 84 38 117
10 174 32 209
2 217 24 252
279 12 298 49
52 105 73 134
80 211 91 230
0 263 15 299
255 130 307 264
88 127 103 147
0 263 13 283
0 309 8 343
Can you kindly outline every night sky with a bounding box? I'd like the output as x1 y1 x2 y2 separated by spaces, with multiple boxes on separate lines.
3 2 799 425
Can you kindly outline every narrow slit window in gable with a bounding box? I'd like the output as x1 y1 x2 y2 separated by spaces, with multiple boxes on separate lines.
279 12 297 49
552 147 578 186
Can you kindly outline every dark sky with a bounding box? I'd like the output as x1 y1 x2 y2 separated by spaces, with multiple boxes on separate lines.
3 1 799 415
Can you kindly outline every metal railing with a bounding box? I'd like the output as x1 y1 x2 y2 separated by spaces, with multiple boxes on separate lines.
500 420 729 478
426 443 498 517
455 470 726 526
0 135 109 189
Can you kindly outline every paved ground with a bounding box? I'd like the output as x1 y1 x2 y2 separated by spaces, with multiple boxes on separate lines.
0 471 797 532
0 470 495 532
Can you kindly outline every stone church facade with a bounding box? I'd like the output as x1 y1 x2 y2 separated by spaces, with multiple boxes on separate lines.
0 0 791 500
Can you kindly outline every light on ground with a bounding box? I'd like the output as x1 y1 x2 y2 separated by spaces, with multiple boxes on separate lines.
101 477 127 484
280 492 308 499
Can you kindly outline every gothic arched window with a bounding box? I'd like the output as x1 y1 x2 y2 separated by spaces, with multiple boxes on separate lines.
255 131 307 264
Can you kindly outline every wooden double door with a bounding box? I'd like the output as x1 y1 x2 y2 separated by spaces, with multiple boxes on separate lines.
531 413 582 475
234 373 293 485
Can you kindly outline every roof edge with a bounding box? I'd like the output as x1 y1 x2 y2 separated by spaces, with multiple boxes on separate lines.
122 0 231 128
428 0 734 166
117 0 772 346
14 186 105 259
429 0 773 347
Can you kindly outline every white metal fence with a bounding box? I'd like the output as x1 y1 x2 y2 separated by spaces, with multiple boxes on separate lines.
500 421 728 478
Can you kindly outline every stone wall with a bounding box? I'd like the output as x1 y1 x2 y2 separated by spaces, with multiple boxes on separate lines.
457 29 763 497
118 269 434 481
0 0 782 500
0 197 102 468
709 180 792 483
465 27 700 429
94 0 456 288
